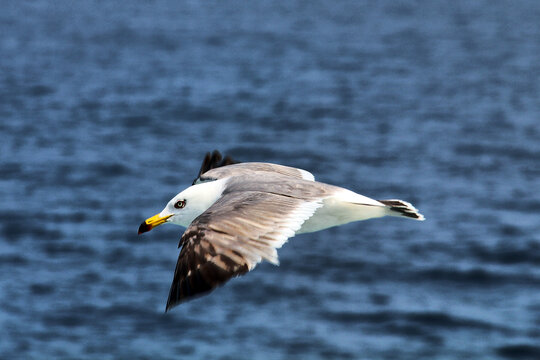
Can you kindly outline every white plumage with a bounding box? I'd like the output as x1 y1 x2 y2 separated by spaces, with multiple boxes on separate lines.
138 151 424 311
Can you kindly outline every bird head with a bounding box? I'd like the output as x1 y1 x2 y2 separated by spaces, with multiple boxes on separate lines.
138 180 225 234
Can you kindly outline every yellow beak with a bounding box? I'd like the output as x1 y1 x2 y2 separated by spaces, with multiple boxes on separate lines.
138 213 173 234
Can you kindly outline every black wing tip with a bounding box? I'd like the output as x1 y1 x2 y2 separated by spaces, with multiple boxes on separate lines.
165 297 182 312
165 249 250 311
165 288 211 312
192 150 239 185
164 273 219 312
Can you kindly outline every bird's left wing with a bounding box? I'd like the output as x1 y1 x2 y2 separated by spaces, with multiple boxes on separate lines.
165 190 322 311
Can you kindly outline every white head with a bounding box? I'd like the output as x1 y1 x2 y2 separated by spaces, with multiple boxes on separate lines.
138 179 226 234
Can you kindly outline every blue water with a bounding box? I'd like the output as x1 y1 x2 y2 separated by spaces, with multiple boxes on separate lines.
1 1 539 359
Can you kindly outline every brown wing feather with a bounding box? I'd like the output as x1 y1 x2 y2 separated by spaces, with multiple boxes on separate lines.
165 190 322 311
166 226 249 311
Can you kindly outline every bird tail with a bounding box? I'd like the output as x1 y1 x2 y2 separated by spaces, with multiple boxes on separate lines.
378 199 425 221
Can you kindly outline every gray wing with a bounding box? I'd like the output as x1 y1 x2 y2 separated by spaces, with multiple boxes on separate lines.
195 162 315 184
193 150 238 184
165 190 322 311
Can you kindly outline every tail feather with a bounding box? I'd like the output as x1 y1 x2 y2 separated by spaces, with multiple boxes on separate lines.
378 199 425 221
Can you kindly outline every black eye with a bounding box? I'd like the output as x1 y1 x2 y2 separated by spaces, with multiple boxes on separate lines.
174 200 186 209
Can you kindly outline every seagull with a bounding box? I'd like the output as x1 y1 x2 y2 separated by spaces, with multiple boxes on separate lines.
139 151 424 311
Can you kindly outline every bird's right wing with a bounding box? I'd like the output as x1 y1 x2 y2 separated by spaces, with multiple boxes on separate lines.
192 150 238 184
193 150 315 184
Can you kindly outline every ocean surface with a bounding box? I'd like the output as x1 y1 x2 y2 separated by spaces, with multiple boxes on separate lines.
1 1 539 359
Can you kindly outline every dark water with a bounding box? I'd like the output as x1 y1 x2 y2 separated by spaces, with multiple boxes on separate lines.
1 1 539 359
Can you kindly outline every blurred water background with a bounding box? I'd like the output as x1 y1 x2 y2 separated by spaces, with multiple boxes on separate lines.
1 1 539 359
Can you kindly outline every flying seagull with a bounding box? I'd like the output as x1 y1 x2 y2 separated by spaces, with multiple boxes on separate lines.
139 151 424 311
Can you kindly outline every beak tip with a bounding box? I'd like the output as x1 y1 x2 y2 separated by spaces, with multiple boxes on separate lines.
138 222 152 235
139 213 171 234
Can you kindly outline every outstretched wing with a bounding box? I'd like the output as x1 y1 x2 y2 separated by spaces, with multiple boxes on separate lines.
165 190 322 311
193 150 315 185
192 150 238 185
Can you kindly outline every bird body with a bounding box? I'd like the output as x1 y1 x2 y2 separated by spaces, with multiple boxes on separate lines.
139 152 424 311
